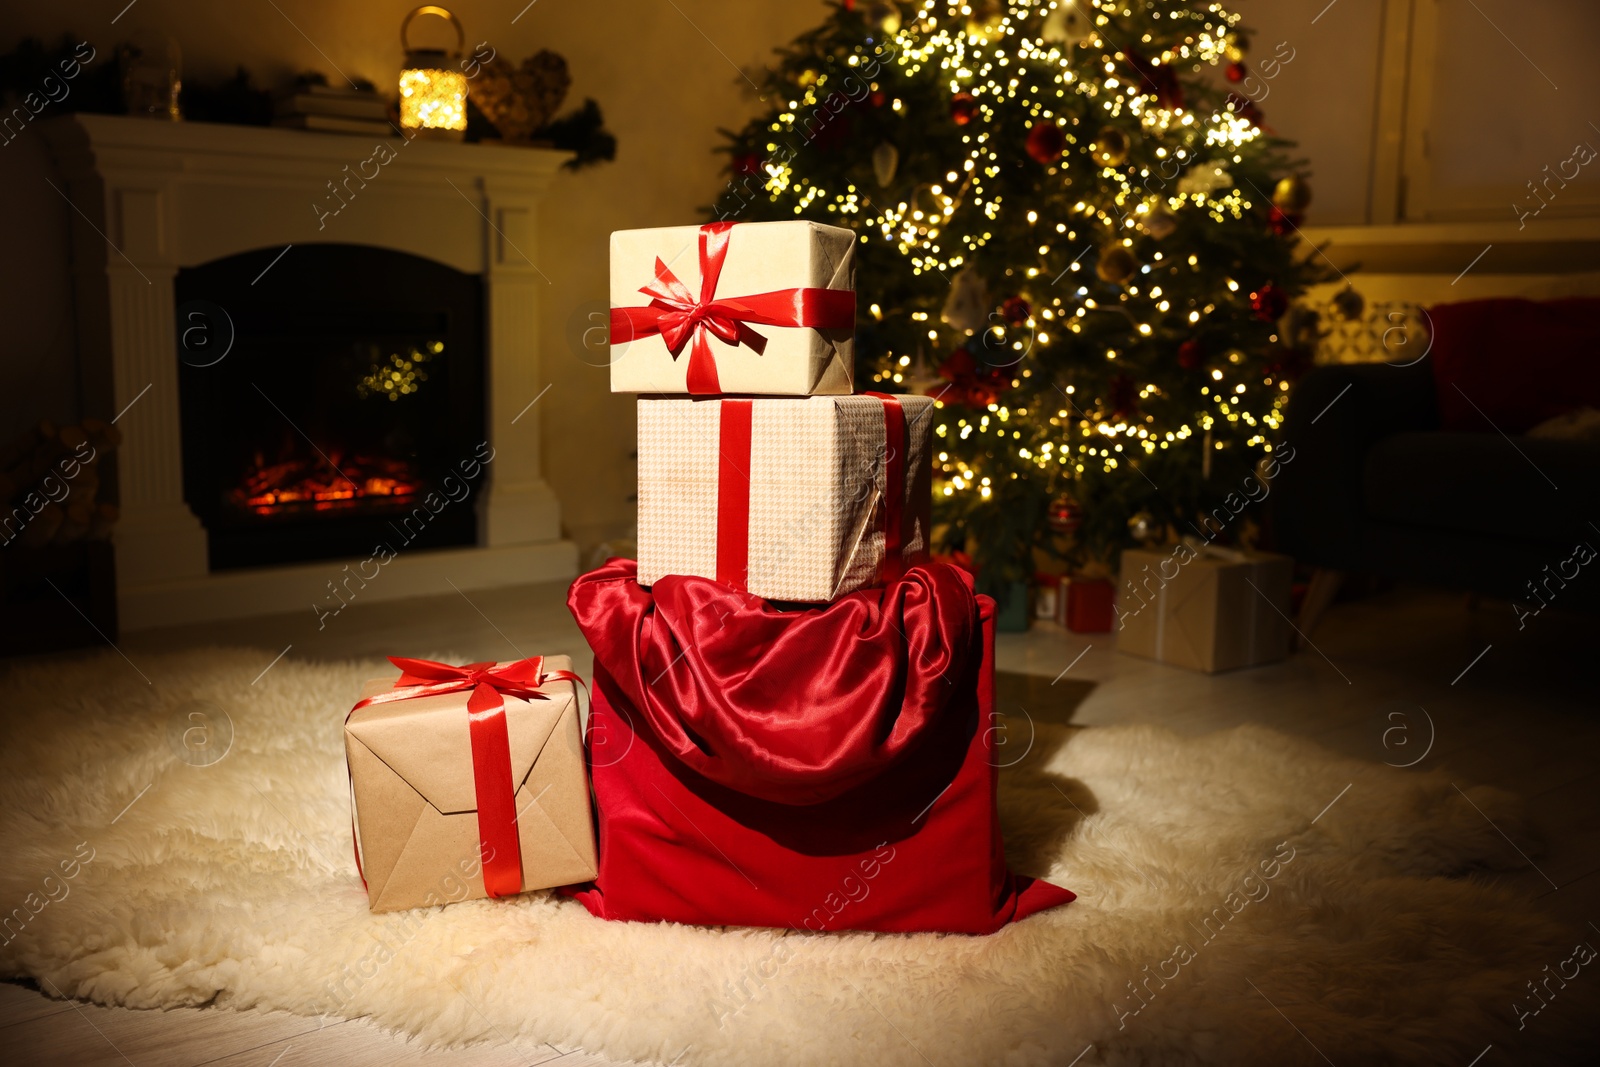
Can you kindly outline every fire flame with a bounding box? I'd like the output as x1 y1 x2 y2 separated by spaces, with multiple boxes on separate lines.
230 450 422 515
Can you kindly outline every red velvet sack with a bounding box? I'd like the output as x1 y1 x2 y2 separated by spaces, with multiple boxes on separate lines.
565 559 1074 934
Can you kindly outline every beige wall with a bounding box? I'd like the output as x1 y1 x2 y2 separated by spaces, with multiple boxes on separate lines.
0 0 827 556
1230 0 1600 227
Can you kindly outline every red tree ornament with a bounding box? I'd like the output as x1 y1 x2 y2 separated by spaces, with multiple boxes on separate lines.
1225 61 1247 83
1025 120 1066 163
932 346 1009 407
1126 50 1184 109
1268 205 1302 235
732 151 763 176
1227 94 1263 127
1001 295 1031 325
1047 495 1083 534
1250 283 1288 322
1108 373 1139 420
949 92 978 125
1177 338 1205 370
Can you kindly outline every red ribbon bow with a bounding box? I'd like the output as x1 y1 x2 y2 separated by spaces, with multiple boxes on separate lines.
348 656 578 900
610 221 856 393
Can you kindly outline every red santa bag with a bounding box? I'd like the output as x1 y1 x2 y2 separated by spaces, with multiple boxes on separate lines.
565 559 1074 934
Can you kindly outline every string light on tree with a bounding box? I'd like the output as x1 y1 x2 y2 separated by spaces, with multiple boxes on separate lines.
716 0 1338 576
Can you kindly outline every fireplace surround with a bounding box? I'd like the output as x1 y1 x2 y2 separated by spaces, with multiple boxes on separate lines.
42 114 576 629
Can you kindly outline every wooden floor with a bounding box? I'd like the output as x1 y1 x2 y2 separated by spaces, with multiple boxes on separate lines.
4 579 1597 1065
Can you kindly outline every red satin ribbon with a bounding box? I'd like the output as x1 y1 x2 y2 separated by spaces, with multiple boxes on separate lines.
346 656 578 899
712 395 911 594
609 222 856 394
716 400 754 590
865 393 908 584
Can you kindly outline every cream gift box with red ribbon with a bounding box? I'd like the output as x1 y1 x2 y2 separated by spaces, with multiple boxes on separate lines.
636 394 935 602
344 655 597 913
609 220 857 395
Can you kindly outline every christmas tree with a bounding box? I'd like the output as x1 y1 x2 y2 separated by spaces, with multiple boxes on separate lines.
713 0 1333 580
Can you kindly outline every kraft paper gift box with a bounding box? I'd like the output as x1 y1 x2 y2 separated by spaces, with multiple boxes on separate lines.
344 656 597 913
609 220 856 395
1115 546 1293 673
636 394 935 602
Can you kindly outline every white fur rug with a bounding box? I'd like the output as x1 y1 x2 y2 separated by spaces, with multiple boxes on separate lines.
1 648 1594 1066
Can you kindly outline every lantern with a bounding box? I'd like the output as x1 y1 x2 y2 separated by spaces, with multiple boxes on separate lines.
398 5 467 139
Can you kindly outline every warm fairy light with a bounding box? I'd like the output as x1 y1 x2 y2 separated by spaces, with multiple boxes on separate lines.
722 0 1306 517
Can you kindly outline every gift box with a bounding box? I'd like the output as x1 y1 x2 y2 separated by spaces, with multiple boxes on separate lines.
1061 576 1116 633
976 573 1030 633
565 558 1075 934
636 393 935 602
1115 544 1293 672
344 656 598 912
610 220 856 395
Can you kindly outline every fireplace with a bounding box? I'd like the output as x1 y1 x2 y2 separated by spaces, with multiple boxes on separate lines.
43 114 576 629
176 245 485 569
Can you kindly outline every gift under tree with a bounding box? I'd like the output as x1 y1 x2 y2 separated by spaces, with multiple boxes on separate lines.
714 0 1335 579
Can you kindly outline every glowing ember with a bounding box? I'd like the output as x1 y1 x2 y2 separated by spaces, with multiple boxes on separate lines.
230 451 422 515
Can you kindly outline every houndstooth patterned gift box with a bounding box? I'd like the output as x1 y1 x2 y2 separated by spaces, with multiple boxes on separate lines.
637 395 935 602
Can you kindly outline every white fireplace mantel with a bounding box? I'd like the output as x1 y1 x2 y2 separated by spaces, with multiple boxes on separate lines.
42 113 576 630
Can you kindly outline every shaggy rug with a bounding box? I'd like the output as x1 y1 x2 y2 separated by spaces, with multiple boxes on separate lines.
1 648 1595 1066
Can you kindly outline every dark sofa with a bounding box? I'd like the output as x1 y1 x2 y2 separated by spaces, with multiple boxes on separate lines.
1273 298 1600 624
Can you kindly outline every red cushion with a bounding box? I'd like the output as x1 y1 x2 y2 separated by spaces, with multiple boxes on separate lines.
565 559 1075 934
1429 297 1600 433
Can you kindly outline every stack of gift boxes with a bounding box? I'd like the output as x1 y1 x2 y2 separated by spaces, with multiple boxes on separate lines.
345 220 1072 933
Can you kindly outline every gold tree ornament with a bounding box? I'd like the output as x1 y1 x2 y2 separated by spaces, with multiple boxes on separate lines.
1271 174 1313 214
1090 126 1130 167
1095 244 1139 285
965 0 1005 42
399 5 468 140
866 1 903 37
1139 204 1178 240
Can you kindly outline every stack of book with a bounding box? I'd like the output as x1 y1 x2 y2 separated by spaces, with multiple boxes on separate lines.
272 85 392 137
